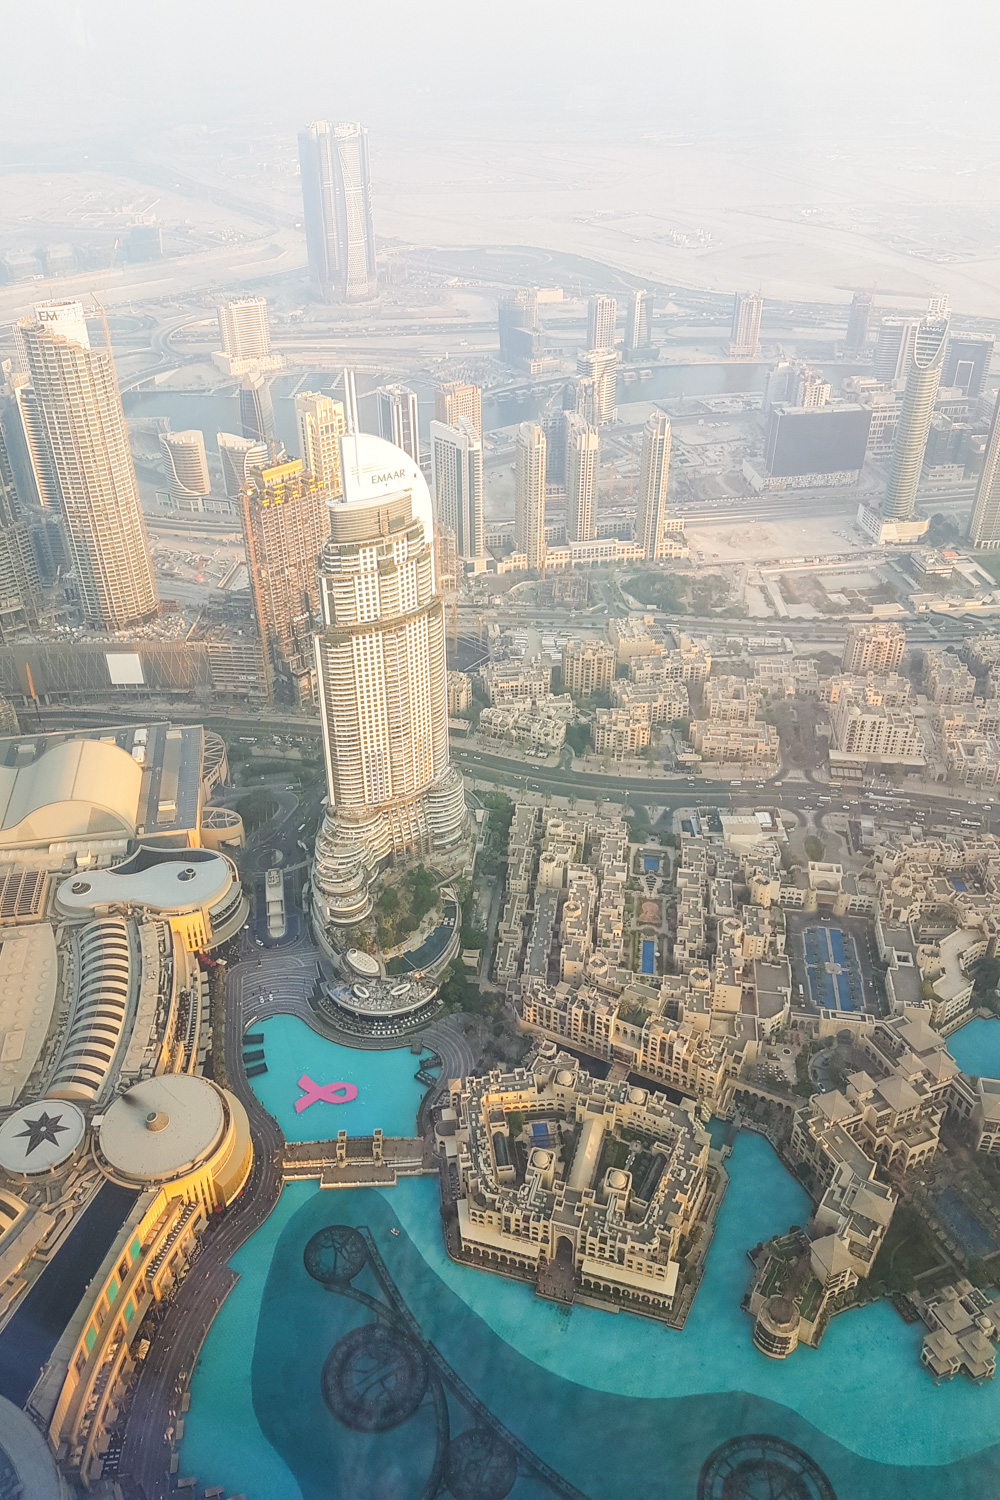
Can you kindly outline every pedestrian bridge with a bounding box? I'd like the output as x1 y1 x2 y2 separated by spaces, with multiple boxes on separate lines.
281 1129 434 1188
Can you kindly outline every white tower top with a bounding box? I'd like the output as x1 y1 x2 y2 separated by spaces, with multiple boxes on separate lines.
336 430 433 541
31 300 90 348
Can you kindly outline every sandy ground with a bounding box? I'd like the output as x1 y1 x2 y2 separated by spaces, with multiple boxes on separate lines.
686 510 864 562
5 126 1000 324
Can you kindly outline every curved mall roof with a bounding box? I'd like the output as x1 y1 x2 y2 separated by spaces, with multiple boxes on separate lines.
0 739 142 848
0 1098 86 1175
99 1074 227 1184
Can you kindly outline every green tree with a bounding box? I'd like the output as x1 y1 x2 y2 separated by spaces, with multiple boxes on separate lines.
804 835 825 863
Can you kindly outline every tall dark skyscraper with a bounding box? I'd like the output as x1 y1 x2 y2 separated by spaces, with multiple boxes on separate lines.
498 290 541 370
0 423 42 641
298 121 377 303
969 394 1000 549
845 291 873 357
943 334 994 399
240 373 275 445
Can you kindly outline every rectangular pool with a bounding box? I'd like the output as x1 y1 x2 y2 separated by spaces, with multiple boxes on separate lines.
641 939 655 975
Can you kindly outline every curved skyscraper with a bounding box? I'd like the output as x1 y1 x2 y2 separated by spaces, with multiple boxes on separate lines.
298 121 377 303
17 301 157 630
881 315 949 521
311 432 469 931
218 431 269 499
160 430 211 511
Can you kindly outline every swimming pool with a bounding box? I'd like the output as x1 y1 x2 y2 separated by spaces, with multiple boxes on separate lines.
640 938 655 974
245 1013 427 1141
948 1018 1000 1080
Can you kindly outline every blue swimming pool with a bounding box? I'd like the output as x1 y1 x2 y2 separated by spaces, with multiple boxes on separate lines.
643 855 659 872
934 1186 996 1258
948 1018 1000 1080
641 938 655 974
245 1014 427 1141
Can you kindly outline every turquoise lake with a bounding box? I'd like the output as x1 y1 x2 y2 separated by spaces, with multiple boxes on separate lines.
244 1013 426 1140
178 1019 1000 1498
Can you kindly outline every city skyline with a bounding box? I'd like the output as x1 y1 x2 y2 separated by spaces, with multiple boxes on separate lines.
5 21 1000 1500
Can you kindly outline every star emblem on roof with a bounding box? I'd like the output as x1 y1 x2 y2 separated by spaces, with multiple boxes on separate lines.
15 1110 69 1157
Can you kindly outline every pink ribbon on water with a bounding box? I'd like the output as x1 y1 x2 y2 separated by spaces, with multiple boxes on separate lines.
295 1075 359 1113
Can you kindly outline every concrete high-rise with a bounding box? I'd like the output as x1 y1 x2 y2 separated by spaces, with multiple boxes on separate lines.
311 431 470 930
514 422 546 569
298 121 377 303
635 411 673 560
17 300 157 629
240 455 333 702
882 315 949 521
796 368 832 409
376 384 419 464
842 622 905 674
729 292 763 358
873 318 919 384
0 423 42 641
214 297 283 376
576 348 618 424
969 395 1000 550
430 418 484 561
295 392 345 497
218 432 269 499
160 430 211 512
845 291 873 357
624 290 651 359
564 413 599 543
434 381 482 435
239 373 275 445
587 295 617 351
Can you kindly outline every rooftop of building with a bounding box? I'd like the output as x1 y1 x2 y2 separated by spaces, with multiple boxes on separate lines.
98 1074 227 1185
55 845 235 918
0 724 204 848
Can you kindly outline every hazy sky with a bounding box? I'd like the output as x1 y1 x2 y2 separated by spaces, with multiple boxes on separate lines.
4 0 1000 144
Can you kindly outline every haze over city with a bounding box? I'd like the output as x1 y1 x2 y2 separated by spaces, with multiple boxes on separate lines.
3 5 1000 1499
